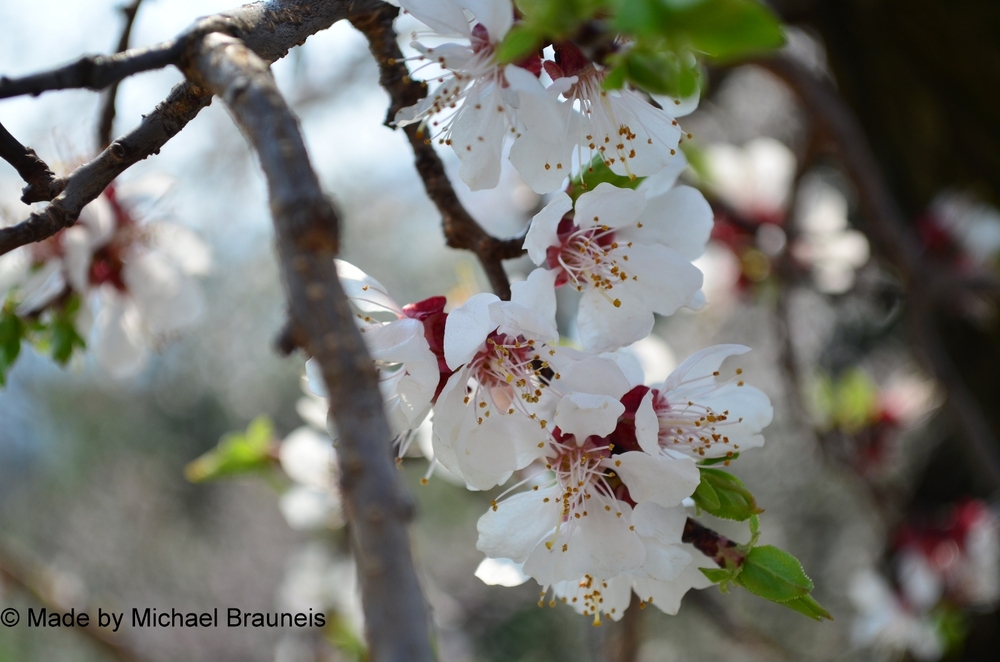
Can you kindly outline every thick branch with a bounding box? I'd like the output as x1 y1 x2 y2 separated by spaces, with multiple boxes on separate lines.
350 4 525 300
97 0 146 151
185 33 433 662
0 119 60 203
0 0 384 257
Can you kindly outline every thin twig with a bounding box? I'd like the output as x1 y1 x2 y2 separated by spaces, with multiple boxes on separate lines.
682 517 746 568
97 0 146 151
0 0 385 258
0 546 141 662
184 32 434 662
350 4 525 300
0 42 183 100
0 119 60 203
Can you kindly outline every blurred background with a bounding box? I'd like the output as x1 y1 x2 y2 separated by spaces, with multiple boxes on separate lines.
2 0 1000 660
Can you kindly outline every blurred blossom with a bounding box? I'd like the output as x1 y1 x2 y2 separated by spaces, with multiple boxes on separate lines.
920 191 1000 268
792 178 869 294
277 543 364 639
849 570 945 661
1 176 211 377
703 137 796 224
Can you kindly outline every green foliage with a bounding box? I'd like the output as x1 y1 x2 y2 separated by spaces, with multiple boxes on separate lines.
0 305 26 386
570 153 644 198
45 295 86 365
699 452 740 466
691 467 763 521
0 294 87 386
326 613 369 662
813 368 880 433
735 545 813 602
185 416 277 482
500 0 784 97
781 594 835 621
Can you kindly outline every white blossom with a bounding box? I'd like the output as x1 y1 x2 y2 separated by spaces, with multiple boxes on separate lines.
523 174 711 353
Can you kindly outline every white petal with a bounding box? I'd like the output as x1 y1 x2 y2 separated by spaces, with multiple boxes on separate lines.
62 227 93 294
148 222 212 275
91 289 147 378
612 452 699 508
475 557 529 587
554 392 625 441
451 81 509 190
444 292 499 369
508 75 579 194
335 259 402 315
577 287 653 354
622 185 713 261
510 267 559 332
575 183 647 229
477 486 561 562
280 426 336 489
488 299 557 343
632 502 687 542
631 544 714 615
279 486 343 531
398 0 471 37
553 574 633 621
637 537 692 582
15 260 67 314
524 193 573 265
661 344 751 392
458 0 512 40
567 500 646 578
624 243 703 316
550 349 632 398
124 251 204 335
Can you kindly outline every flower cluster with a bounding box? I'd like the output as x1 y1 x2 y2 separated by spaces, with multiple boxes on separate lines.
295 0 777 624
0 177 210 378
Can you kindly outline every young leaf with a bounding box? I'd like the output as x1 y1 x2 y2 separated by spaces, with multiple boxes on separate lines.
0 307 27 386
185 416 277 482
699 567 732 584
699 452 740 466
780 594 833 621
692 473 722 511
692 468 763 521
735 545 813 603
571 153 644 198
47 297 86 365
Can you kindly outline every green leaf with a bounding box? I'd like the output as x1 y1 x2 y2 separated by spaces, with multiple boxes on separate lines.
699 567 731 584
571 153 644 197
780 594 833 621
0 306 27 386
185 416 276 482
496 25 543 63
699 453 740 466
735 545 813 603
612 0 784 62
692 473 721 511
692 468 763 521
47 296 86 365
326 613 368 661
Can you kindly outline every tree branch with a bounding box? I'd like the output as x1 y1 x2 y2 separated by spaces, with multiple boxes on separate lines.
97 0 146 151
0 0 385 257
350 4 525 300
0 544 142 662
0 119 60 203
184 32 434 662
0 42 183 100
